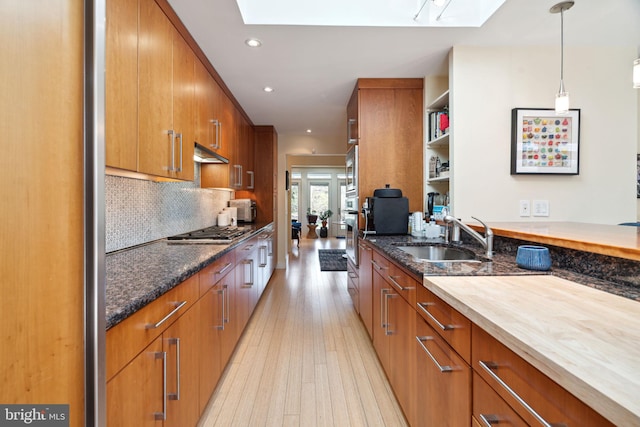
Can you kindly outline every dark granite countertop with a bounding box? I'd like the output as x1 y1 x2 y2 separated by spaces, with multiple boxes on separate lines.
362 234 640 301
106 222 272 330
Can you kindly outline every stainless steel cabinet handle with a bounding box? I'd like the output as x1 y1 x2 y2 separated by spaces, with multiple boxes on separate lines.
479 414 500 426
217 262 233 276
233 165 243 188
247 171 254 189
259 246 267 267
146 301 187 329
154 351 167 420
380 288 389 328
210 119 221 149
215 288 225 330
168 337 181 401
243 244 255 251
176 132 183 172
416 336 453 373
223 284 230 324
168 130 176 172
388 275 414 292
417 302 454 331
384 292 394 336
479 360 561 427
347 118 357 144
243 259 254 286
371 259 388 271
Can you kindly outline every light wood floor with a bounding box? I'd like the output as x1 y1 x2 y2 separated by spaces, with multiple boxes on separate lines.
197 237 408 427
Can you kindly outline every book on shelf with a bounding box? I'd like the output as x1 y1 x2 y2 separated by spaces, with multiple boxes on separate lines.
428 110 449 142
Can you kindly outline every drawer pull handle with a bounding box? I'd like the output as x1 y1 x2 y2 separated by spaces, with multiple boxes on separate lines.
479 414 500 426
348 272 358 279
479 361 564 427
371 259 388 270
154 351 167 420
380 289 390 329
416 336 453 373
388 275 414 292
417 302 454 331
217 262 233 276
147 301 188 329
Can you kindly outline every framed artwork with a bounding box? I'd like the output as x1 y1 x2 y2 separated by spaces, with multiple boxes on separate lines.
511 108 580 175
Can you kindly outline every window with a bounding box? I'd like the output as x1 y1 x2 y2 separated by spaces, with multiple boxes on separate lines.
290 183 299 220
309 182 329 215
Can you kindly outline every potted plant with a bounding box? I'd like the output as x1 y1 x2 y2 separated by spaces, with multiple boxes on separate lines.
306 208 318 225
318 209 333 237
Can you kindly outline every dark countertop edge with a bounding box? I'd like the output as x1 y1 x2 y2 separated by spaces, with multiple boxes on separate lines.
105 221 274 330
361 235 639 301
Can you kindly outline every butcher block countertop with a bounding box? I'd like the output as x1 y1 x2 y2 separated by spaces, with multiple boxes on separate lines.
473 221 640 261
425 274 640 426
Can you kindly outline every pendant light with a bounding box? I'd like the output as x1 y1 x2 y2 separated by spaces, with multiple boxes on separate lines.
550 1 574 114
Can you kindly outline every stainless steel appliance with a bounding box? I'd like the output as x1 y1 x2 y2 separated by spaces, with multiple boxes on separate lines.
167 225 251 244
345 145 358 198
344 196 359 266
229 198 256 223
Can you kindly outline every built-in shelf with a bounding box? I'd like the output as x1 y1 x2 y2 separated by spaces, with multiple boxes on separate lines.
427 133 449 148
427 176 450 183
426 89 449 112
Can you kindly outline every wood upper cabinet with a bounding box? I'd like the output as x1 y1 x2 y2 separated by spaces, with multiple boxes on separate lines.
348 78 423 214
106 0 138 171
253 126 278 222
194 59 223 155
346 85 359 146
137 0 194 180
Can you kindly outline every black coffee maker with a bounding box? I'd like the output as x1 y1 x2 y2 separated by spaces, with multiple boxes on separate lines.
364 185 409 235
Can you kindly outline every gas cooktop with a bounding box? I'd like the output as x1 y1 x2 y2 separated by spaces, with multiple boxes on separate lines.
167 226 251 244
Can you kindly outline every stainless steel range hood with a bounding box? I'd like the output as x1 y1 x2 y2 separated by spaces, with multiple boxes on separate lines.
194 142 229 164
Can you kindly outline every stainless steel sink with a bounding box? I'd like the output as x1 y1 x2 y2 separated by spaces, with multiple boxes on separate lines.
396 245 479 262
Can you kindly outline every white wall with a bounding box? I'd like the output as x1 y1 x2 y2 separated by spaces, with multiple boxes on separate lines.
275 133 345 267
450 45 638 224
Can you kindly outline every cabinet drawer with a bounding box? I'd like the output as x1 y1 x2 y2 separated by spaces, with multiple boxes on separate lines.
371 251 416 306
417 283 470 363
473 372 526 427
199 250 235 295
106 273 199 381
472 325 614 427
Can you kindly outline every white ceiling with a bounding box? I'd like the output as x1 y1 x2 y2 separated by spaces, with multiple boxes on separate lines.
168 0 640 139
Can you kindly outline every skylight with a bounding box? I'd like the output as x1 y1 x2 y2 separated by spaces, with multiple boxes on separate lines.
236 0 506 27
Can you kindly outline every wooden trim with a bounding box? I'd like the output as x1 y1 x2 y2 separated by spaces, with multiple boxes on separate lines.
356 78 424 89
153 0 254 126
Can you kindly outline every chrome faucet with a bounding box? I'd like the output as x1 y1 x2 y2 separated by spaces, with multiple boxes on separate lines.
443 215 494 259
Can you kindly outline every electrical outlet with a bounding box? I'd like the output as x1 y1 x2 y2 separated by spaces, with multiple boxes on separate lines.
533 200 550 217
519 200 530 217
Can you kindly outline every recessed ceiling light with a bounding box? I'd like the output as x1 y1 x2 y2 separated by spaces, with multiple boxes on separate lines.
245 38 262 48
306 129 312 133
263 86 274 93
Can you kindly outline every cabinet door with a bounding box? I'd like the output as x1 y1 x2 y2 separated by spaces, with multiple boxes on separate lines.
219 269 239 366
473 372 527 427
235 254 255 333
358 242 373 339
138 0 174 177
416 312 471 427
388 288 416 426
107 336 164 427
171 31 195 181
105 0 138 171
372 269 390 373
194 60 223 153
346 87 359 146
164 304 200 427
198 286 223 412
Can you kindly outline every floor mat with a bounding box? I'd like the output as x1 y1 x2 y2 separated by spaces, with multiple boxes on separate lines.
318 249 347 271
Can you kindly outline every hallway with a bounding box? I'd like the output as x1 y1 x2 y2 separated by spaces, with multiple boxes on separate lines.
197 237 408 426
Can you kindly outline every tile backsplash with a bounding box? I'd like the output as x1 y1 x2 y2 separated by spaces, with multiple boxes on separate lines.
106 165 231 252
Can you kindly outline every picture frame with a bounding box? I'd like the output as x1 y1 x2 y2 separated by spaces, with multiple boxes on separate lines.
636 154 640 198
511 108 580 175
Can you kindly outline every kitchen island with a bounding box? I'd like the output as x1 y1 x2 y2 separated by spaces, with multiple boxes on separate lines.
359 226 640 426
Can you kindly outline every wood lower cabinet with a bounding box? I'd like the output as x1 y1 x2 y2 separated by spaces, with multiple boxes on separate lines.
358 241 373 339
415 311 471 426
198 282 223 413
235 237 259 332
473 371 526 427
372 253 416 426
472 324 614 427
107 336 164 427
347 258 359 313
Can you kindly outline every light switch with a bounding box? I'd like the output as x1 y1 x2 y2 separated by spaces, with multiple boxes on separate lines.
532 200 549 217
519 200 530 217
